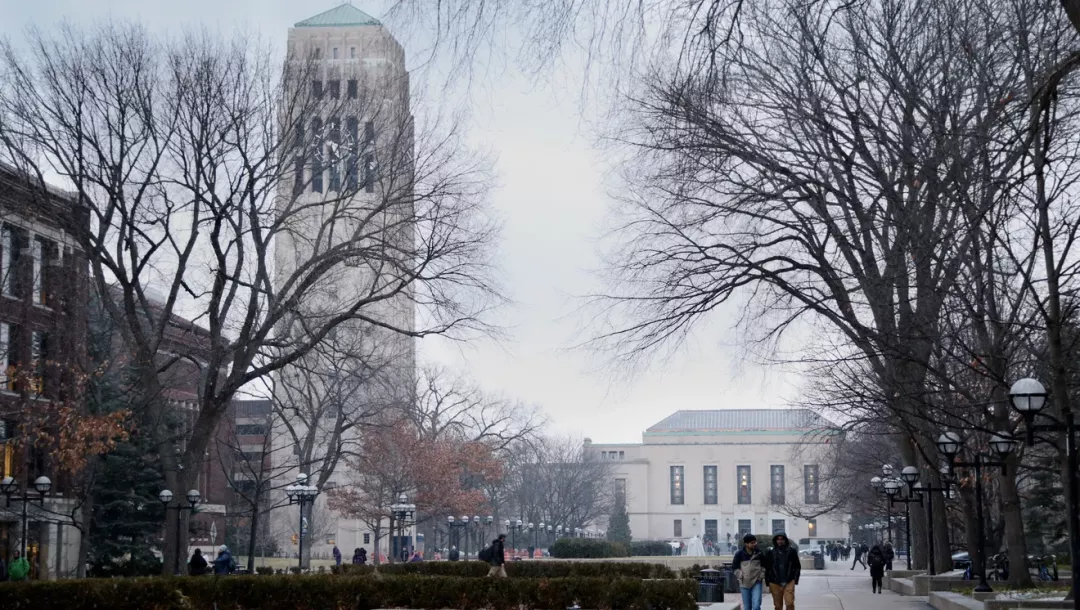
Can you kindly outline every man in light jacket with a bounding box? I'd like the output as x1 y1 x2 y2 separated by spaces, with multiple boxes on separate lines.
733 534 765 610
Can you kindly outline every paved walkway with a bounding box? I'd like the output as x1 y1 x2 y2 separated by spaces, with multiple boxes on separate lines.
739 558 932 609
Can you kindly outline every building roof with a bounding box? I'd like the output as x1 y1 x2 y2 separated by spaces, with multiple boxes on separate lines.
295 4 382 28
645 409 832 434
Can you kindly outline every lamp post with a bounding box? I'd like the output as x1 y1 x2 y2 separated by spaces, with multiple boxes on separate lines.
157 487 201 575
937 430 1016 593
1010 377 1080 610
389 495 417 562
449 516 467 558
546 524 553 548
912 467 953 576
514 519 523 555
887 466 925 570
284 473 320 571
870 473 893 543
1 475 52 568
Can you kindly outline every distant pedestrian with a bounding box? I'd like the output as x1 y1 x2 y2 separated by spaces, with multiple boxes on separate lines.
8 550 29 582
188 549 209 576
448 546 460 561
352 548 364 565
883 542 895 571
333 545 342 566
213 545 235 575
851 543 867 570
487 534 507 577
764 533 800 610
867 545 886 594
409 551 423 563
733 534 765 610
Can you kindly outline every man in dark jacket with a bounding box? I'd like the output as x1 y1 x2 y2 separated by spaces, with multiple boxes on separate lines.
448 546 460 561
764 533 800 610
883 542 895 571
487 534 507 577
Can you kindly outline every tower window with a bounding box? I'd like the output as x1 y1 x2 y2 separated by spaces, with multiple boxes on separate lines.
333 47 339 59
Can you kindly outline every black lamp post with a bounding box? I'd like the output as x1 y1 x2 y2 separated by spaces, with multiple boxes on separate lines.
390 495 417 562
870 473 893 544
284 473 320 571
484 515 493 547
1009 377 1080 610
514 519 524 555
937 430 1016 593
546 524 553 548
912 467 954 576
1 474 52 568
448 515 467 558
157 487 201 575
887 466 924 570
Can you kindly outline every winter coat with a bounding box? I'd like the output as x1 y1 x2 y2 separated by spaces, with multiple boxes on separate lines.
448 548 460 561
883 545 895 561
213 550 235 575
733 547 766 588
8 556 29 581
765 538 801 586
867 547 886 578
333 547 342 565
188 552 209 576
490 538 506 566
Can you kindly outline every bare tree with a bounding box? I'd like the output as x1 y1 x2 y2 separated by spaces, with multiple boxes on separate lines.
0 23 499 573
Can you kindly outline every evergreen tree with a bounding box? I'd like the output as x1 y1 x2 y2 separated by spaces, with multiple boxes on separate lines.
607 500 632 545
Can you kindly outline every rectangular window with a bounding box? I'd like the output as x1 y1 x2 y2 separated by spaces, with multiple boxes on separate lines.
614 478 626 505
235 423 268 436
314 47 321 59
669 465 684 505
332 47 339 59
772 519 786 535
704 519 718 543
311 117 323 193
347 80 358 99
0 323 10 390
673 519 682 537
346 117 359 190
619 451 625 459
32 237 55 306
770 465 785 505
313 80 323 99
364 120 375 193
328 119 341 192
807 518 817 538
328 80 340 99
30 330 46 396
363 533 370 544
737 465 752 505
2 226 17 298
738 519 752 537
350 47 356 59
804 465 820 504
703 465 718 505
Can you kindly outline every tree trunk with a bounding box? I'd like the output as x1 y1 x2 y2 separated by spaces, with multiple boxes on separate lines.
959 485 981 576
932 488 952 572
76 491 93 578
246 498 260 573
1000 462 1033 587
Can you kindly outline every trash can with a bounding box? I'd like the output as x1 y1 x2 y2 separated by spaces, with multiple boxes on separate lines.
697 568 723 603
721 563 738 593
813 551 825 570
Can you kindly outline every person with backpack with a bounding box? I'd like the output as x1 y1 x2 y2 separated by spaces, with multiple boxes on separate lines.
188 548 209 575
764 533 800 610
448 545 460 561
483 534 507 577
8 550 29 581
733 534 765 610
867 545 886 594
883 542 895 571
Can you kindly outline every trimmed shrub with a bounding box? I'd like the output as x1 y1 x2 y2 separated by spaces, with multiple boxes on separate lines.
255 566 275 575
331 560 675 579
0 574 698 610
630 540 674 556
549 538 630 559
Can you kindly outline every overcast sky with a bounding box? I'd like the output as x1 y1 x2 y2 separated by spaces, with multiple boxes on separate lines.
0 0 803 443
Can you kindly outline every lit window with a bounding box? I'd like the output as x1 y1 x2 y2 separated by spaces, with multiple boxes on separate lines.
703 465 718 505
770 465 785 504
737 465 751 505
807 518 817 538
670 465 684 505
804 465 820 504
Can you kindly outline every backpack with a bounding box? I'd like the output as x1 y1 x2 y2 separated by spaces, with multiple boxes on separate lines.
478 545 494 562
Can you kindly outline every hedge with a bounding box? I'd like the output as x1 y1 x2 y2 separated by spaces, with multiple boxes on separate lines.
629 541 673 557
331 560 676 579
0 574 698 610
550 538 630 559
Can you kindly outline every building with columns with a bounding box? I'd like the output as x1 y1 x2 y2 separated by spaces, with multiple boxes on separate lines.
588 409 849 549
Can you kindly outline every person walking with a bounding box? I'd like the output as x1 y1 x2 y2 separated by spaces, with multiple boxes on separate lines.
448 545 460 561
213 545 235 575
851 543 867 570
8 550 29 582
188 548 209 575
764 533 800 610
733 534 766 610
333 545 342 566
352 548 365 565
867 545 887 594
487 534 507 577
882 542 895 571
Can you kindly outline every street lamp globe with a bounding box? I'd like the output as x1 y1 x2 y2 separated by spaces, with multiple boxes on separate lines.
539 521 545 530
547 524 553 533
158 489 174 505
473 515 480 525
504 518 510 529
448 515 456 525
33 476 52 494
296 472 308 485
1009 378 1047 413
400 493 408 504
461 515 469 524
0 476 15 495
901 466 920 486
516 519 522 529
870 476 883 491
936 432 963 458
528 522 534 530
882 464 894 477
486 515 494 525
186 489 202 505
884 478 901 497
989 433 1019 458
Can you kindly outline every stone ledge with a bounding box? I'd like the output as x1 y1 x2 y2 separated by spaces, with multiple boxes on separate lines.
929 591 986 610
890 577 917 596
985 600 1071 610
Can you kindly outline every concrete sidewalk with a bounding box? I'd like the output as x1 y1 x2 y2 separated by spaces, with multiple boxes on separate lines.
778 573 933 610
